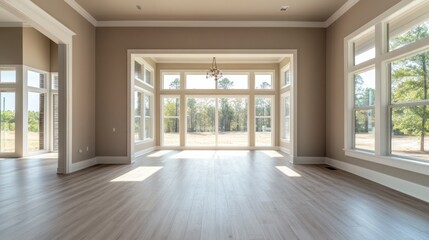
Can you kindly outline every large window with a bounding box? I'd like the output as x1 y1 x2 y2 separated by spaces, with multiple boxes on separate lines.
162 97 180 146
255 96 273 146
345 1 429 166
0 68 16 83
134 91 153 142
27 70 47 152
218 97 248 146
186 97 216 146
0 92 15 152
281 92 290 142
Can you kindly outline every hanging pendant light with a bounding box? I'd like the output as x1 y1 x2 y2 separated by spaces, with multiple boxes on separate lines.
206 57 223 81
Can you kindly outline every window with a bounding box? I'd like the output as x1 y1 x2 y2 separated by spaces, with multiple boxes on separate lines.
281 65 291 87
353 28 375 65
186 74 216 89
186 97 216 146
255 97 273 146
0 91 15 152
162 97 180 146
134 58 154 87
217 74 248 89
255 73 273 89
353 68 375 151
345 1 429 167
28 92 46 152
0 68 16 83
134 91 153 142
388 1 429 52
281 92 290 141
162 73 180 90
51 73 58 90
218 97 248 146
27 70 45 88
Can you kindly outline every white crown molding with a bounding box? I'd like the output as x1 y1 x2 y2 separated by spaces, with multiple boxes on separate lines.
96 20 326 28
64 0 359 28
64 0 97 26
324 0 359 27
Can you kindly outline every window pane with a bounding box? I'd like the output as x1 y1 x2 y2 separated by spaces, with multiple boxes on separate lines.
163 118 179 146
391 50 429 104
282 95 290 141
389 1 429 51
145 117 152 139
28 70 45 88
163 97 180 117
353 28 375 65
255 118 272 146
186 74 216 89
392 106 429 161
145 69 153 86
134 92 142 141
0 69 16 83
218 98 248 146
283 69 291 86
255 74 273 89
28 92 45 152
134 61 143 81
354 109 375 151
163 74 180 89
255 97 272 117
53 94 59 152
217 74 248 89
144 95 151 117
186 98 216 146
354 68 375 107
51 74 59 90
0 92 15 152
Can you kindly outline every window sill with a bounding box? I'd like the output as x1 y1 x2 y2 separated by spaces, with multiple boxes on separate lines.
135 139 154 145
344 149 429 176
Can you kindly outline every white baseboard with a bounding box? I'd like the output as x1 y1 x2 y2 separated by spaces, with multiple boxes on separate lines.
96 156 130 164
70 157 97 173
325 157 429 203
292 156 326 164
134 147 157 158
279 147 291 155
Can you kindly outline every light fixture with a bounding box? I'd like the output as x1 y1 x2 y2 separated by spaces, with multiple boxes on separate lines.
206 57 223 81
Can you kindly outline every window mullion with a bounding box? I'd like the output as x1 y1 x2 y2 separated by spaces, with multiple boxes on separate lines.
375 22 389 156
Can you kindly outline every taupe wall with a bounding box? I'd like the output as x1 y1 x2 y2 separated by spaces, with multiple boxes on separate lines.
33 0 96 163
326 0 429 187
0 28 22 65
96 27 326 157
50 41 58 72
23 27 51 72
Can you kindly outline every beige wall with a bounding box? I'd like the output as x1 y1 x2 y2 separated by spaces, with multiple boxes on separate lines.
23 27 51 72
33 0 96 163
50 41 58 72
326 0 429 187
96 27 326 157
0 28 23 65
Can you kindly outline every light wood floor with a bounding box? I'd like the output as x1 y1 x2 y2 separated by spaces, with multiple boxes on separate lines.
1 150 429 240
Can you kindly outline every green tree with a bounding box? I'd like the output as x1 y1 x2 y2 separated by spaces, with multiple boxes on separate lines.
390 23 429 151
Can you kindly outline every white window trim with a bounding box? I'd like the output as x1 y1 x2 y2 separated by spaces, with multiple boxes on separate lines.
280 91 291 143
344 0 429 175
281 63 291 89
134 58 155 89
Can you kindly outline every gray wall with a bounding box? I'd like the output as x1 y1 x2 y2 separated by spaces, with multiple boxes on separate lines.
95 27 326 157
0 27 22 65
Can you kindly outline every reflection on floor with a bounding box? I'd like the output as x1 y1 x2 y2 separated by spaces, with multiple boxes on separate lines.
0 150 428 239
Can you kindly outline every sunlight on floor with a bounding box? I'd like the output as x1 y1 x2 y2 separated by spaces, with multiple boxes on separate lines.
147 150 172 158
214 150 249 157
276 166 301 177
262 150 284 158
171 150 216 159
23 153 58 159
110 167 163 182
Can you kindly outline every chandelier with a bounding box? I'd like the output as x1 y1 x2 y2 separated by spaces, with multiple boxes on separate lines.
206 57 223 81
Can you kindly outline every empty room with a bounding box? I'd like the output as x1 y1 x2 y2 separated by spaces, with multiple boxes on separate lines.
0 0 429 239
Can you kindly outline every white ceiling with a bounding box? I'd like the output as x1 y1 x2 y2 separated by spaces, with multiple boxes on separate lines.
75 0 348 22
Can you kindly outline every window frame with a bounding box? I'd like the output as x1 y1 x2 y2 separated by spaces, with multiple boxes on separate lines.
281 64 291 88
160 95 181 146
280 91 291 143
254 71 275 90
344 0 429 175
134 58 155 89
